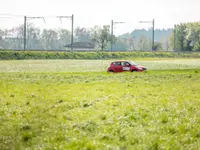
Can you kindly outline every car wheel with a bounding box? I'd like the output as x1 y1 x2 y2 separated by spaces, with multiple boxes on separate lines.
108 70 114 73
131 70 137 72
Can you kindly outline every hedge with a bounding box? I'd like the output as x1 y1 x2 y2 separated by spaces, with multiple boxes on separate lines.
0 50 200 60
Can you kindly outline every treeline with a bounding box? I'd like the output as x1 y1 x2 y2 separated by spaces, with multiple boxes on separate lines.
1 51 200 60
120 29 172 51
0 24 120 51
0 23 84 50
1 22 200 51
169 22 200 51
0 23 173 51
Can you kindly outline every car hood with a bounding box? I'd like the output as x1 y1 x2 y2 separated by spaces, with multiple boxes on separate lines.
132 65 144 68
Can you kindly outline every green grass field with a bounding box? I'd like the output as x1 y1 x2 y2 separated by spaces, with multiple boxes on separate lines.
0 58 200 150
1 58 200 72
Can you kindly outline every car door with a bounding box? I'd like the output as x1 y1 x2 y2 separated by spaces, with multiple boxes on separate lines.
114 62 123 72
122 61 131 72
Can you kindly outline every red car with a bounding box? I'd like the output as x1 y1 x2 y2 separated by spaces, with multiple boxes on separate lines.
107 60 147 73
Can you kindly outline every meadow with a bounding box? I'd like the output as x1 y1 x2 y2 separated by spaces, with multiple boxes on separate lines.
0 58 200 150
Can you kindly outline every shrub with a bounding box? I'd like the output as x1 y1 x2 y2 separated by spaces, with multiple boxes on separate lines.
0 50 200 60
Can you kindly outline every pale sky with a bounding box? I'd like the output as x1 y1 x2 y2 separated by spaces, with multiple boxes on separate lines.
0 0 200 35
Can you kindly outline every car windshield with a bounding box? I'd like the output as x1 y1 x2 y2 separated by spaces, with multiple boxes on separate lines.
128 61 138 66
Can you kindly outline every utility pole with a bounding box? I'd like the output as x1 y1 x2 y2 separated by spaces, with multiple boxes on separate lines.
56 15 74 52
24 16 45 50
71 14 74 52
23 15 73 51
174 24 176 51
139 19 155 51
24 16 27 50
110 20 125 51
152 19 155 51
111 20 113 51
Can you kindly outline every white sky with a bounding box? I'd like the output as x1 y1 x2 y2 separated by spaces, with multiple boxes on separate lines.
0 0 200 35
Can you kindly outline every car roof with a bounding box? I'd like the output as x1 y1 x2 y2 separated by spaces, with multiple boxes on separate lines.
112 60 130 63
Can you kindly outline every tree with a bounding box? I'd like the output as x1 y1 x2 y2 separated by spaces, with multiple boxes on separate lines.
169 32 174 50
128 37 135 50
154 42 163 51
169 22 200 51
186 22 200 51
57 28 71 49
74 27 92 42
107 38 128 51
176 23 188 51
91 25 113 51
136 35 151 51
26 23 42 49
0 29 5 49
3 25 24 49
41 29 58 50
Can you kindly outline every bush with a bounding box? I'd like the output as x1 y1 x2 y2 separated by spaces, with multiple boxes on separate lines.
0 50 200 60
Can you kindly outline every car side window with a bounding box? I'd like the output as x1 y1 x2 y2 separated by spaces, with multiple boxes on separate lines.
112 62 121 66
122 62 130 66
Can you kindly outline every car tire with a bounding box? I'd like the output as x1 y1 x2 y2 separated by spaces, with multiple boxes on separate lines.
108 70 114 73
131 70 137 72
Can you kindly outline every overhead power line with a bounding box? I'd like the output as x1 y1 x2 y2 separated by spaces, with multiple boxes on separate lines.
139 19 155 51
0 14 24 17
111 20 125 51
22 14 74 51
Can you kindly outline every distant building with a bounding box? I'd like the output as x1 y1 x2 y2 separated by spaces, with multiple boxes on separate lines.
63 42 95 51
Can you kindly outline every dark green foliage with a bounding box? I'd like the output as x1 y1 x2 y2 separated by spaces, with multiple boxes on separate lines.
154 42 163 51
0 50 200 60
170 22 200 51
